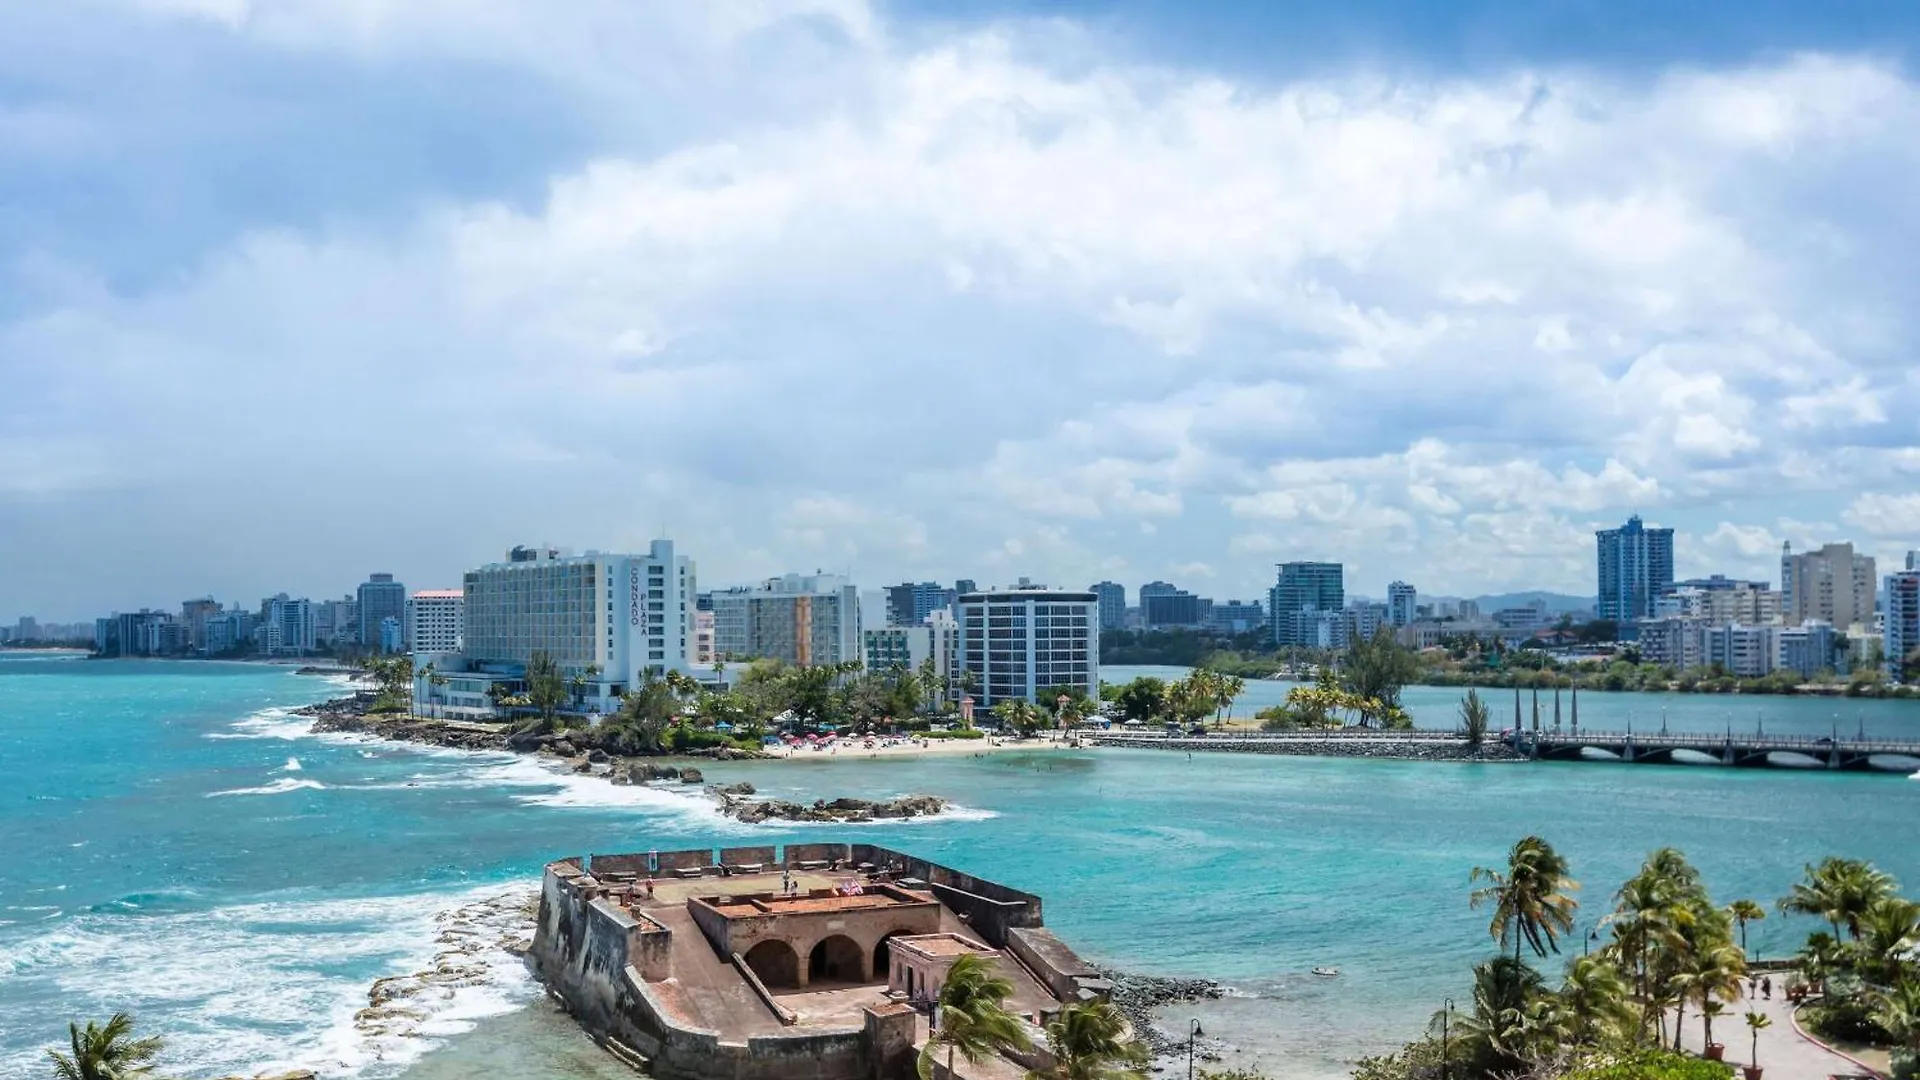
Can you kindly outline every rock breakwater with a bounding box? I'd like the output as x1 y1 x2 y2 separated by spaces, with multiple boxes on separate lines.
1093 733 1522 763
1099 970 1224 1055
714 791 948 824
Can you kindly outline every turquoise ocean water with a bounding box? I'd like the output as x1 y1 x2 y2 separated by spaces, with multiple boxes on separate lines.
4 656 1919 1080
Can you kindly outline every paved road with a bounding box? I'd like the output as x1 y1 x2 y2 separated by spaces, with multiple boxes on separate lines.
1674 987 1877 1080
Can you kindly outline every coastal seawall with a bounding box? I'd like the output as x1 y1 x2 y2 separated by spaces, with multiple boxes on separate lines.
1090 731 1522 762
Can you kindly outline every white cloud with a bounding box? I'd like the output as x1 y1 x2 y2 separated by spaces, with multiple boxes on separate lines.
6 4 1920 612
1842 494 1920 539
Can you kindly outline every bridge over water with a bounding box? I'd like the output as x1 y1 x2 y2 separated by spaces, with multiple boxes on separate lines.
1507 727 1920 772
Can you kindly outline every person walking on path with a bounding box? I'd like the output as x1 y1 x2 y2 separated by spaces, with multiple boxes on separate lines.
1762 975 1772 1000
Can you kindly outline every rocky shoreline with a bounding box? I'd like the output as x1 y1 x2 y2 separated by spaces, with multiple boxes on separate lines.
1098 970 1225 1058
298 696 959 823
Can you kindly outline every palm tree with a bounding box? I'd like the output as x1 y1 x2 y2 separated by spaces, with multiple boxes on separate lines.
1672 939 1746 1052
1744 1011 1771 1072
1870 979 1920 1067
1779 857 1897 940
1453 955 1553 1075
1858 897 1920 984
1026 999 1147 1080
1458 689 1491 750
1728 900 1766 959
1559 953 1635 1046
1213 673 1244 728
47 1014 163 1080
1471 836 1580 961
919 953 1030 1080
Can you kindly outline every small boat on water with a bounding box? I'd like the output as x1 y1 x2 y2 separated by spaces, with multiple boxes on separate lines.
1312 967 1340 978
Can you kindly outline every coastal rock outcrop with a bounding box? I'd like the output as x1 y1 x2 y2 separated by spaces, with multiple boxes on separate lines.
304 710 510 751
716 792 948 824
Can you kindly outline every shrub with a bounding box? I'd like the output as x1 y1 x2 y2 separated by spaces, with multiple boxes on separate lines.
922 729 985 740
1802 998 1889 1045
1563 1049 1734 1080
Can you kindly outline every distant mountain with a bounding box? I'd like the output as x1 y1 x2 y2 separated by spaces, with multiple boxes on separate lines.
1469 591 1595 615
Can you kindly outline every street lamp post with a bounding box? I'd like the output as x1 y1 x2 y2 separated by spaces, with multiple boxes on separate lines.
1188 1018 1204 1080
1441 998 1453 1080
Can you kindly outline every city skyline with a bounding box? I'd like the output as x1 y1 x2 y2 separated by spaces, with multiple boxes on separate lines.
6 3 1920 619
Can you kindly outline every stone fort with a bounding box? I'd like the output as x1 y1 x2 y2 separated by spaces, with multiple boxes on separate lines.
530 841 1109 1080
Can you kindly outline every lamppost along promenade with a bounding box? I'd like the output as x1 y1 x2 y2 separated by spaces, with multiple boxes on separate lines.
1187 1018 1205 1080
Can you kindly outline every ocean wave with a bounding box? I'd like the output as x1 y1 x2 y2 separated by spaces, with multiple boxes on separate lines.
0 884 540 1080
207 778 327 798
281 757 304 772
205 706 313 741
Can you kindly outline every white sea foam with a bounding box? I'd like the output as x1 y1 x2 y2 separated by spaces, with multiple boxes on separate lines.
281 757 303 772
0 884 541 1080
207 777 327 798
205 706 313 741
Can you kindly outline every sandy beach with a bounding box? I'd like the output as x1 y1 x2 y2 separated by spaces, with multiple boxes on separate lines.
765 733 1085 761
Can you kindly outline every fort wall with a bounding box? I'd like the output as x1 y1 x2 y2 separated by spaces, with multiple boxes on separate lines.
530 844 1087 1080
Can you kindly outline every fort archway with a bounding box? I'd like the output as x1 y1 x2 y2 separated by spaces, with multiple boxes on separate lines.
809 934 867 985
744 939 802 989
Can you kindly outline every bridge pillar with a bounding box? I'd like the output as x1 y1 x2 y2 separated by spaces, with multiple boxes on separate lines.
1622 736 1634 763
1829 747 1841 770
1722 740 1735 766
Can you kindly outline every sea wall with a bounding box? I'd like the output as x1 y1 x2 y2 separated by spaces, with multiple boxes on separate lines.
1091 732 1521 762
848 843 1045 946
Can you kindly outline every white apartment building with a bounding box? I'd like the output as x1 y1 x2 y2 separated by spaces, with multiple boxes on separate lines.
708 572 861 667
1657 585 1783 626
1886 570 1920 684
1781 541 1876 629
1637 617 1706 670
955 588 1097 707
459 540 696 704
1702 624 1779 678
406 589 464 656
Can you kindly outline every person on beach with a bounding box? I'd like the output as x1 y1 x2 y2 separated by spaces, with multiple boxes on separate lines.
643 878 655 900
1762 976 1772 1000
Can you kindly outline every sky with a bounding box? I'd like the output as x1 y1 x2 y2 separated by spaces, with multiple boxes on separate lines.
5 0 1920 621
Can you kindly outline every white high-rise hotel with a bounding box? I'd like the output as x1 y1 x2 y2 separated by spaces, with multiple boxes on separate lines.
461 540 695 703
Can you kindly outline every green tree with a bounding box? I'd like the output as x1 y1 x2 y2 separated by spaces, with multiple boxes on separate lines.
1870 979 1920 1071
1458 688 1491 750
525 650 567 724
1727 899 1765 958
1453 955 1557 1075
1343 628 1420 715
1114 677 1168 722
1744 1012 1771 1074
1210 672 1245 727
919 953 1030 1080
1670 939 1746 1051
1026 999 1148 1080
47 1014 163 1080
1559 953 1637 1046
1472 836 1581 961
993 699 1044 737
1780 857 1897 940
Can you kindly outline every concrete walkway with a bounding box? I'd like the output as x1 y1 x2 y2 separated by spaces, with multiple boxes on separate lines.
1675 988 1879 1080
